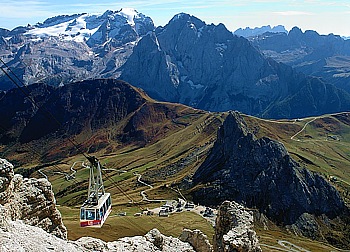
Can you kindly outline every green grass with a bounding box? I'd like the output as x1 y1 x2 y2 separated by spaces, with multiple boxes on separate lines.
245 113 350 205
257 228 348 252
13 111 350 249
59 206 215 243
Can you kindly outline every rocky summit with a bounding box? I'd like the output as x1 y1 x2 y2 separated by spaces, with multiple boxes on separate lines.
120 13 350 118
192 111 347 243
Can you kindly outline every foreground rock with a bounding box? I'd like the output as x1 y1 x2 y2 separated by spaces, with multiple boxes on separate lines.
0 158 67 239
76 229 196 252
214 201 261 252
179 229 213 252
0 218 196 252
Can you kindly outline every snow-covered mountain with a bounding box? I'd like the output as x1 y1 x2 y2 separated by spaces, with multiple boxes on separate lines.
1 10 350 119
0 8 154 90
24 8 153 44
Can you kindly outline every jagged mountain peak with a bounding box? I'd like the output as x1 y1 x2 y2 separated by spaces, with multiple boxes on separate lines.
167 13 206 30
38 13 86 28
193 111 346 225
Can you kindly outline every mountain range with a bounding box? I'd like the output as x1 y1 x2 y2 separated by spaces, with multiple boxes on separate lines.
1 9 350 250
233 25 287 37
249 27 350 94
0 8 154 90
1 10 350 118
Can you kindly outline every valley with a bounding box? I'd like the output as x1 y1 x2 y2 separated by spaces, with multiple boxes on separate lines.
1 7 350 251
4 100 349 250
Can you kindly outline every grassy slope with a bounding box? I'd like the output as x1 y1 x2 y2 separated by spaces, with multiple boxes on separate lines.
10 109 350 250
244 112 350 205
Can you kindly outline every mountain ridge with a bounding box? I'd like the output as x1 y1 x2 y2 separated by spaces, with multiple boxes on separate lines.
120 14 350 118
250 26 350 94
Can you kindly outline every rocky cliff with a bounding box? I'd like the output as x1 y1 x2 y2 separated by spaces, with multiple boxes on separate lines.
251 27 350 93
0 158 67 239
120 14 350 118
214 201 261 252
192 112 346 227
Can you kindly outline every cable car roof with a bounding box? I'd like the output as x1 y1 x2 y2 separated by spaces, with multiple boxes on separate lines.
81 192 111 209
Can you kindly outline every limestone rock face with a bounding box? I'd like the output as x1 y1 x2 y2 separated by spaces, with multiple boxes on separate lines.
0 158 67 239
0 222 196 252
0 216 81 252
214 201 261 252
179 229 213 252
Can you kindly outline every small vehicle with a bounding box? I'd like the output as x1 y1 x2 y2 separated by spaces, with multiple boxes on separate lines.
80 156 112 228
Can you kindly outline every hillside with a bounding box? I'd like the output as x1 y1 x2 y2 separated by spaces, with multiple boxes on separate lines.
1 80 350 249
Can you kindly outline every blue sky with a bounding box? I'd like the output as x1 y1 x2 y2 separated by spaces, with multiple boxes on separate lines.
1 0 349 36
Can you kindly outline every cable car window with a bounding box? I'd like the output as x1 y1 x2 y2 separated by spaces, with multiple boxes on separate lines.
107 197 111 207
100 207 104 218
85 209 95 220
80 208 85 220
96 210 100 220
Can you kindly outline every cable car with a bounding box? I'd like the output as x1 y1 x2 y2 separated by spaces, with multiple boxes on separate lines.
80 156 112 228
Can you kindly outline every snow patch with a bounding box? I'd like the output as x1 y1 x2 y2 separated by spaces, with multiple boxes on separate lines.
25 13 100 43
119 8 138 26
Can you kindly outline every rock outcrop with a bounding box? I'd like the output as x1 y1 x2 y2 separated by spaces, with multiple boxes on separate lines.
75 228 196 252
0 219 197 252
193 111 345 225
0 158 67 239
214 201 261 252
179 229 213 252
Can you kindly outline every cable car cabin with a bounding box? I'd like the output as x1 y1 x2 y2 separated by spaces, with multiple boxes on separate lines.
80 193 112 228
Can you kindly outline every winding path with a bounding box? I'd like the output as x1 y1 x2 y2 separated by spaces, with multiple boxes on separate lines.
290 117 317 141
290 111 350 141
134 173 167 203
260 240 311 252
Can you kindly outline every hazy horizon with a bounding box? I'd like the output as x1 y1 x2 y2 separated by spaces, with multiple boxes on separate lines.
0 0 349 36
